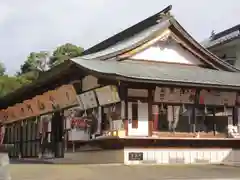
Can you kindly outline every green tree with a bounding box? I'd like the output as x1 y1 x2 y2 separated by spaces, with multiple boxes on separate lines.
0 62 6 76
49 43 84 68
20 51 49 74
0 75 30 97
18 51 50 81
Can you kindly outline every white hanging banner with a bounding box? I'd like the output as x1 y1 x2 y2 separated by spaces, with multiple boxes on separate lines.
95 85 120 106
79 90 98 110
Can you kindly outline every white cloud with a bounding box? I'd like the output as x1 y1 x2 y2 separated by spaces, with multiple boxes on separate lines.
0 3 15 24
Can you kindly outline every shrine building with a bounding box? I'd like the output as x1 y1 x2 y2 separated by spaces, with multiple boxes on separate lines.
1 5 240 165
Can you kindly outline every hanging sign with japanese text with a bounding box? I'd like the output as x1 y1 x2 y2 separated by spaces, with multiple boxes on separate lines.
95 85 120 106
79 90 98 109
56 84 79 108
199 90 236 106
7 106 17 122
34 95 48 115
23 99 39 117
154 87 196 104
14 103 28 120
0 110 5 122
47 90 61 109
41 92 56 113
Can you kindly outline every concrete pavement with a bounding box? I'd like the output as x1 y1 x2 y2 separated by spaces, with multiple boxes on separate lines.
9 164 240 180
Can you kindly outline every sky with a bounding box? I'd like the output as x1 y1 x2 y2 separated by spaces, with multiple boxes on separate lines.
0 0 239 75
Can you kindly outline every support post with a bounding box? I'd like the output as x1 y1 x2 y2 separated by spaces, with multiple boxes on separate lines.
121 85 128 136
148 88 153 137
192 89 200 133
233 106 238 126
212 108 217 136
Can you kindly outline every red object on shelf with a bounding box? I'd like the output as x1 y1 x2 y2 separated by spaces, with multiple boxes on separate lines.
71 118 88 129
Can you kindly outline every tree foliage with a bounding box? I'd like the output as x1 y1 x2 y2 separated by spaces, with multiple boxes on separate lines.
0 62 5 76
0 61 31 97
49 43 84 68
19 51 49 74
0 75 31 97
0 43 83 98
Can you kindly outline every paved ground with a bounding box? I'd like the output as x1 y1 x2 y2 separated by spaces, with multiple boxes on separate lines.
9 164 240 180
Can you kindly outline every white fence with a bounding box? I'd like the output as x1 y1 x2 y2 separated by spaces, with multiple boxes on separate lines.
124 148 240 166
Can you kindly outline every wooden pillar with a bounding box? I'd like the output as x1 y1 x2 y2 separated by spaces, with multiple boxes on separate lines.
212 107 217 136
191 89 200 133
153 105 159 131
233 106 238 126
148 88 153 137
122 86 128 136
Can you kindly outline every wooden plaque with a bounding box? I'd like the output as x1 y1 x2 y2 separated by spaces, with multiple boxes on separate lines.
2 109 8 122
7 106 17 122
80 90 98 109
14 103 28 120
0 110 4 122
57 84 78 108
23 99 39 117
42 92 56 113
48 90 61 109
0 110 7 122
95 85 120 106
3 108 10 122
34 95 48 115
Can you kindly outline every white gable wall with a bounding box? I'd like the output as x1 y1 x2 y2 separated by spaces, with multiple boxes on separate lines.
130 40 203 65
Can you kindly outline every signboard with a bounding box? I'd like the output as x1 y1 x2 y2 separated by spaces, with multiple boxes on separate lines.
14 103 28 121
47 90 61 109
1 109 9 122
199 90 236 106
128 89 148 97
42 92 56 112
154 87 195 104
79 90 98 109
0 110 4 122
7 106 17 122
128 152 143 161
34 95 48 115
1 110 8 122
95 85 120 106
23 99 39 117
56 85 79 108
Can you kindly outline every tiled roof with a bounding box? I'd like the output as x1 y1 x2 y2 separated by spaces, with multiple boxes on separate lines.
72 58 240 90
202 24 240 49
81 20 170 60
82 5 172 55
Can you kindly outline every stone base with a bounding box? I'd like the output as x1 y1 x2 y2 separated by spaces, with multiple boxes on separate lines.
64 150 124 164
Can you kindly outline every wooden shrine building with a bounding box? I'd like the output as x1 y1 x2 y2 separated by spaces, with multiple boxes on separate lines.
1 5 240 165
